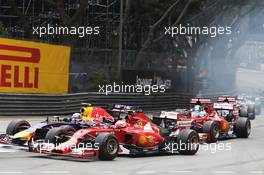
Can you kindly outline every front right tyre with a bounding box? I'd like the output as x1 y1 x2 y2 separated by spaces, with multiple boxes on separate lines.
6 119 31 136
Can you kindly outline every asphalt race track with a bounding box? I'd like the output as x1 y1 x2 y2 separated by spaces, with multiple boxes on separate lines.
0 68 263 175
0 114 263 175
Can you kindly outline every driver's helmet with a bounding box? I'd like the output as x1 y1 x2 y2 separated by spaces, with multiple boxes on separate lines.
72 113 81 119
81 106 94 121
199 111 207 117
194 105 202 112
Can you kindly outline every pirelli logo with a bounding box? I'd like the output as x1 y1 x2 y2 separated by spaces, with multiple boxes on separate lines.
0 44 40 88
0 44 40 63
0 38 70 94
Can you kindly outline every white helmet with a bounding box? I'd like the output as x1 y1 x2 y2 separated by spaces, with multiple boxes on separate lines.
194 105 202 112
72 113 81 119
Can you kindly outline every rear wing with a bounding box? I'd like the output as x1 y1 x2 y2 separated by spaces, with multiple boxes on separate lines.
213 103 234 110
108 104 142 113
158 111 191 120
190 98 213 104
218 97 237 103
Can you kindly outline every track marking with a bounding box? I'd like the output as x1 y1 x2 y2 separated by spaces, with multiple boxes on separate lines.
0 144 25 152
249 171 264 174
0 149 17 153
169 170 193 173
137 171 155 174
211 171 235 174
0 172 24 174
100 171 114 174
40 171 70 174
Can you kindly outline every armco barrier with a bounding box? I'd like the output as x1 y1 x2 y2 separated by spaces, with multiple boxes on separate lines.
0 91 237 116
0 93 191 116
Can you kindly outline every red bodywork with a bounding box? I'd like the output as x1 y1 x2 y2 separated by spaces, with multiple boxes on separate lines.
32 111 164 159
190 98 239 137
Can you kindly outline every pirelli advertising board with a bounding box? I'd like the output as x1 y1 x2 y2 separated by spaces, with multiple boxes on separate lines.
0 38 70 94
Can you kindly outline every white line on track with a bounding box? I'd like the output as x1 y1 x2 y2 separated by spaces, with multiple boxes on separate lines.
211 171 235 174
249 171 264 174
137 171 155 174
0 172 24 174
40 171 70 174
169 170 193 173
100 171 114 174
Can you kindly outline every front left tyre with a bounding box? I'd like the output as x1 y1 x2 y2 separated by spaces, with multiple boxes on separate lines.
177 129 199 155
203 121 220 143
95 133 119 160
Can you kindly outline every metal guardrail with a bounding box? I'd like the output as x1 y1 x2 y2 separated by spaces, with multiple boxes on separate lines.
0 90 237 116
0 93 191 116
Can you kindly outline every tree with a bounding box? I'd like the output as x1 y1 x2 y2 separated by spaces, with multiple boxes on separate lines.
8 0 88 46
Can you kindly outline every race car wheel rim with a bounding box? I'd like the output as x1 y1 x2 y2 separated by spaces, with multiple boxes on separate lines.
106 138 118 155
247 122 251 135
213 125 220 139
191 135 199 144
190 135 199 151
16 125 30 133
57 131 74 143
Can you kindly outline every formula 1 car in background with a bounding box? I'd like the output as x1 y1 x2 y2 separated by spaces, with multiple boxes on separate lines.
221 96 256 120
238 95 261 116
0 103 114 146
160 98 251 143
188 98 251 142
30 104 200 160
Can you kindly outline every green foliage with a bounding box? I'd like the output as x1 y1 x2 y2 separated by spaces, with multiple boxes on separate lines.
0 22 9 37
85 69 109 91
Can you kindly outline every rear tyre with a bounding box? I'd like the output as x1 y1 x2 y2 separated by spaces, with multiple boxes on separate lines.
203 121 220 143
177 129 199 155
235 118 251 138
6 119 31 135
95 133 119 160
45 125 76 145
239 108 248 118
247 104 255 120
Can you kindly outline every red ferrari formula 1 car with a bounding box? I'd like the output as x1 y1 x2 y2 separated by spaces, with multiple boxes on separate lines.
219 96 255 120
30 105 199 160
189 98 251 142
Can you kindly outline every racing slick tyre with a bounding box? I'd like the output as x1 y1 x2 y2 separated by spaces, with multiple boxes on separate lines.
6 119 31 136
235 118 251 138
45 125 76 145
247 104 255 120
203 121 220 143
177 129 199 155
95 133 119 160
239 108 248 118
